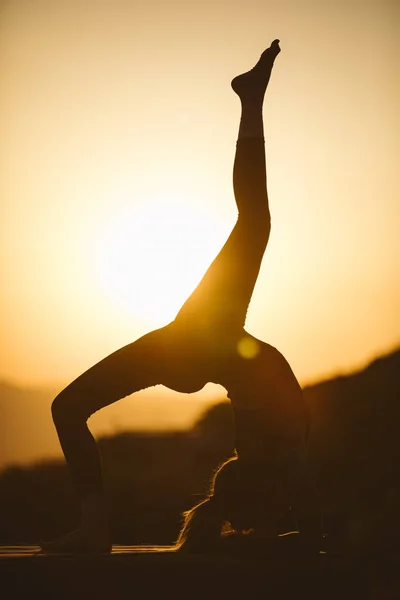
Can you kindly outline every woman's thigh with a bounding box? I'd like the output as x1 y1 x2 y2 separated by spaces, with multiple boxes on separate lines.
59 325 173 420
174 217 269 330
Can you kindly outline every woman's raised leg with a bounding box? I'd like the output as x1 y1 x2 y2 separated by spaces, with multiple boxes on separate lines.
174 40 281 332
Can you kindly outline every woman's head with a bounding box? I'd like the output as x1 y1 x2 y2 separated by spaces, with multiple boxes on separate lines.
211 456 292 533
177 455 294 551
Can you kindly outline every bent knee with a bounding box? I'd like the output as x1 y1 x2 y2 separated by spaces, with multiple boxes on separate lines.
257 212 271 238
51 389 93 425
240 211 271 241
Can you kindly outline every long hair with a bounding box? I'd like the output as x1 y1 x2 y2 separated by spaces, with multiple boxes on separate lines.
176 497 224 552
176 456 238 551
176 455 293 551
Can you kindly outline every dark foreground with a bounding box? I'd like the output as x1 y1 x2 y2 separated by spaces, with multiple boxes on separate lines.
1 545 399 599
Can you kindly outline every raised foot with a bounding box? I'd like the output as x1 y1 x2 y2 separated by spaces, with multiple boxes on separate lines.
40 527 112 555
231 39 281 103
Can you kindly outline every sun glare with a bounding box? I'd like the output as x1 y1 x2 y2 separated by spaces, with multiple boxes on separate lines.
93 193 227 326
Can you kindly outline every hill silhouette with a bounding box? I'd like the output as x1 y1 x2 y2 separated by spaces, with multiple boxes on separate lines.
0 380 218 471
0 346 399 550
0 381 61 469
305 348 400 509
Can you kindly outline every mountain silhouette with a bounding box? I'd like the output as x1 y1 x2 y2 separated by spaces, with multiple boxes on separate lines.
0 345 399 548
0 381 217 471
304 346 400 513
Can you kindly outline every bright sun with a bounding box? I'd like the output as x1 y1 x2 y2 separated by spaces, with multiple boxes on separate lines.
94 193 228 326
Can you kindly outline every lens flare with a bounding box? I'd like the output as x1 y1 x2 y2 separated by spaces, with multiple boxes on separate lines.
237 336 260 359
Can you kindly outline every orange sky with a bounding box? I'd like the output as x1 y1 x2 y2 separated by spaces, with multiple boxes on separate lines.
1 0 399 394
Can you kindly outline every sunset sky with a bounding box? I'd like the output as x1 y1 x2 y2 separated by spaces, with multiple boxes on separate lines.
1 0 399 394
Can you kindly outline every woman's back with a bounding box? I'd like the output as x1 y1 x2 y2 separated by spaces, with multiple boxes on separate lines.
226 338 310 462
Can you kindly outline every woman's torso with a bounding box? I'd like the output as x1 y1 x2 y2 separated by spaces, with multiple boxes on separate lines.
226 339 310 461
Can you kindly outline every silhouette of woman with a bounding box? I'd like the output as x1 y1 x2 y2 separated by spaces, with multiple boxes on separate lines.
41 40 322 553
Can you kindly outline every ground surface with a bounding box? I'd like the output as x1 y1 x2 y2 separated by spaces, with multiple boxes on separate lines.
0 545 398 599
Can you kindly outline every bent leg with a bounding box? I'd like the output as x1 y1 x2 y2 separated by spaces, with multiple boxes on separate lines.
51 326 170 499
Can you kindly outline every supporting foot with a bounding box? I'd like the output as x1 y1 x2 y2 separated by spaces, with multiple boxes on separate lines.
231 39 281 104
